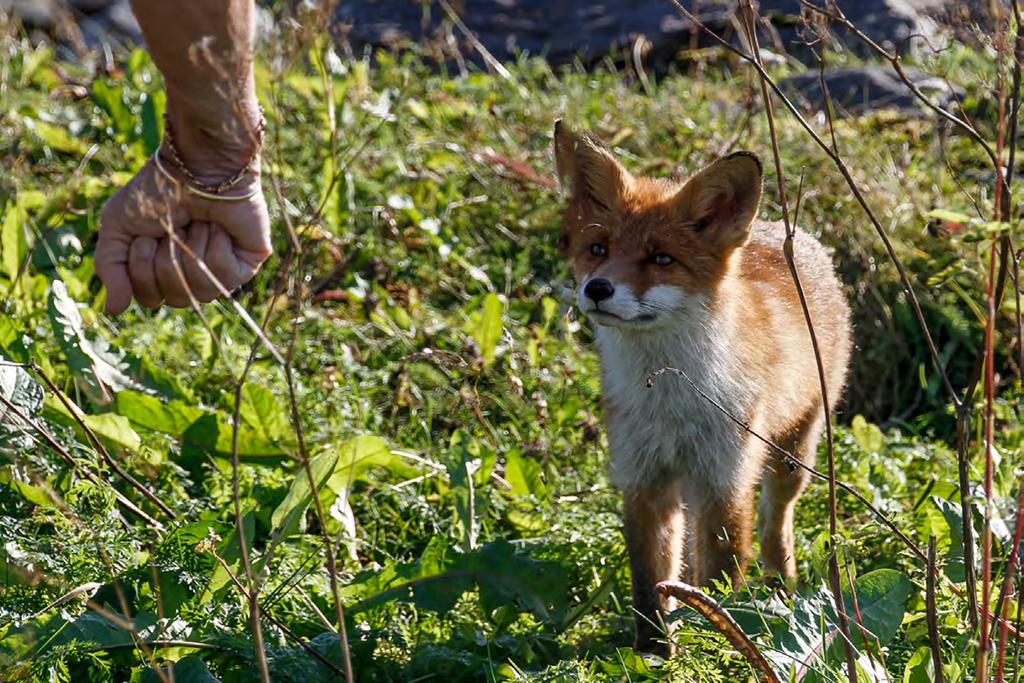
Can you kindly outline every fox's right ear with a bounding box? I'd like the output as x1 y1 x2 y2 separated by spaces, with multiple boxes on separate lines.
553 120 630 213
674 151 763 251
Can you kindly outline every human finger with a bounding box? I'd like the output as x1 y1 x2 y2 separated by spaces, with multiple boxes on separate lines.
154 230 195 308
204 189 273 280
202 223 246 297
128 236 163 308
96 202 135 315
97 160 189 313
181 222 219 303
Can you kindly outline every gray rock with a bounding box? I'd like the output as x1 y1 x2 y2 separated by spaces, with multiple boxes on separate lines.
760 0 944 60
333 0 736 68
1 0 139 51
779 64 965 117
332 0 972 68
1 0 62 28
78 0 142 50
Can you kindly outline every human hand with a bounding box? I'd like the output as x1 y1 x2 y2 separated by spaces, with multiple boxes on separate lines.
95 155 272 315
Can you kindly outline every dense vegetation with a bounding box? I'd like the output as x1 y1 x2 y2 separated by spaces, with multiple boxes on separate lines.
1 8 1022 682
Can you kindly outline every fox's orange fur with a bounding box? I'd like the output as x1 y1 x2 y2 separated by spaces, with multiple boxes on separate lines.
554 122 852 655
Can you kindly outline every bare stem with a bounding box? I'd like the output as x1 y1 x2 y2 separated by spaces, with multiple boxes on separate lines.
928 537 946 683
657 580 781 683
736 2 856 679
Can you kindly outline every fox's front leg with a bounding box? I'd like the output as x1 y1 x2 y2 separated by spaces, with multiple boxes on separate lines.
690 486 755 587
622 484 684 656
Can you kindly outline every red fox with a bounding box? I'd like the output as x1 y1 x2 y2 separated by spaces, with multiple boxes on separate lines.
554 121 852 655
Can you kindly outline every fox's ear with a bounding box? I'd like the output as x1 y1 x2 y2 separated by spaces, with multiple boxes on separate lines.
553 120 630 212
674 151 762 250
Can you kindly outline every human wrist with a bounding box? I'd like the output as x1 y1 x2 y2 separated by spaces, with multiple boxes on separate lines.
162 85 263 186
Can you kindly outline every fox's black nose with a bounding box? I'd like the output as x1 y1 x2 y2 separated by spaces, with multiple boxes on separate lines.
584 278 615 303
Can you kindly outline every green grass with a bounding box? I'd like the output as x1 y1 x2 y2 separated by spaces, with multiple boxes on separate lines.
1 12 1022 683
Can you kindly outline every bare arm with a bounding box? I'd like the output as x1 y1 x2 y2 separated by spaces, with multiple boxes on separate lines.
130 0 261 179
97 0 271 315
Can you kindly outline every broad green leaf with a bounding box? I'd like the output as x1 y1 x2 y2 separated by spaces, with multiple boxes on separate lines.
0 466 55 507
345 538 568 623
903 646 935 683
925 209 972 224
139 89 165 156
115 389 292 457
238 382 292 447
92 79 135 138
22 116 89 154
115 390 205 438
342 536 465 614
48 280 144 401
843 568 911 649
933 495 977 582
446 430 496 551
471 293 503 366
0 355 44 451
1 200 27 283
139 656 219 683
504 450 547 499
271 435 391 535
43 392 142 452
851 415 885 454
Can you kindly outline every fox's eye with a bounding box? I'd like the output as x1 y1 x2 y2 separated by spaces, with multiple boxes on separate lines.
652 253 675 266
589 243 607 257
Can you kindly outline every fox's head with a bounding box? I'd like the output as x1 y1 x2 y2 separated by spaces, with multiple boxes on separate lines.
554 121 763 330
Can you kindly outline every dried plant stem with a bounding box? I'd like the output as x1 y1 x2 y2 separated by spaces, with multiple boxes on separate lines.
667 0 960 407
29 360 177 519
657 580 781 683
219 250 296 683
735 3 858 680
928 537 946 683
996 480 1024 682
995 18 1024 683
285 316 355 683
230 376 271 683
957 407 981 632
981 9 1012 680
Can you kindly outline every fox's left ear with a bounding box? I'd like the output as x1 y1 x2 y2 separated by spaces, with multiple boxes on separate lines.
673 151 763 250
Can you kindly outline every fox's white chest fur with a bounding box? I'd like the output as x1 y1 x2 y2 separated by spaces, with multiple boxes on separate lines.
596 304 757 497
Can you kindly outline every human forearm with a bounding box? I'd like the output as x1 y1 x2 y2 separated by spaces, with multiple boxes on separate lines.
129 0 260 181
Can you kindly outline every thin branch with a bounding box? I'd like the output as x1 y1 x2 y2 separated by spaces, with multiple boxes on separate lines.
230 373 271 683
203 542 346 676
928 537 946 683
981 8 1012 680
657 581 781 683
29 361 176 519
667 0 960 406
284 271 355 683
996 478 1024 682
798 1 1003 178
736 3 857 679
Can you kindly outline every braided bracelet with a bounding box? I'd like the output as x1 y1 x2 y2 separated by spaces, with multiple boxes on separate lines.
153 151 262 202
154 109 265 202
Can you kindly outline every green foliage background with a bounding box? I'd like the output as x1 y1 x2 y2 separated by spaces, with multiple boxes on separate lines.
1 11 1022 683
